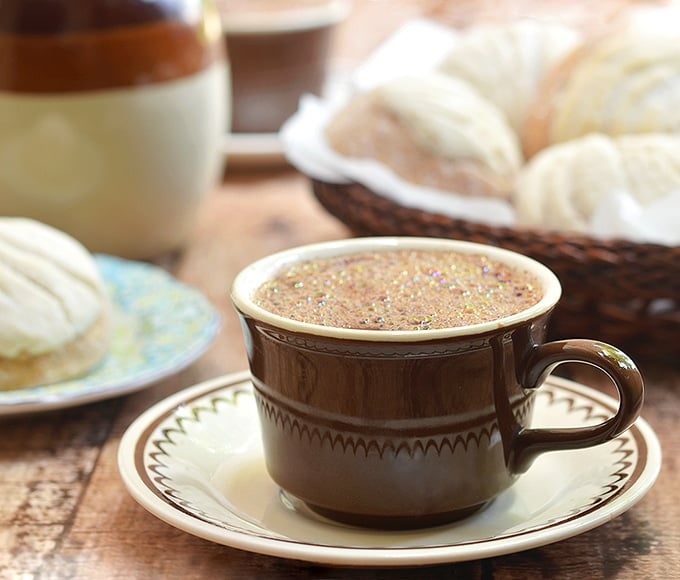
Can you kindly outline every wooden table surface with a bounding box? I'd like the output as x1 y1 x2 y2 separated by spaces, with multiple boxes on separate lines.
3 3 680 578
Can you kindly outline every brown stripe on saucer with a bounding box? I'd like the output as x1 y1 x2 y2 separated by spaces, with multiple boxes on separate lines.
0 19 224 93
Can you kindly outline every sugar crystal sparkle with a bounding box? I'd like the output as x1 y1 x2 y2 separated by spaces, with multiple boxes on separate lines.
254 250 542 330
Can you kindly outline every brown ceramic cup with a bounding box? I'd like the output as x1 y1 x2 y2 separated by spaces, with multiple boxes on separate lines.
231 237 644 529
219 0 349 133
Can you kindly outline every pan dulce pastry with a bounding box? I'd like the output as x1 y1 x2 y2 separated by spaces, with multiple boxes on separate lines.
438 20 581 140
514 133 680 233
524 32 680 157
325 73 523 199
0 218 112 390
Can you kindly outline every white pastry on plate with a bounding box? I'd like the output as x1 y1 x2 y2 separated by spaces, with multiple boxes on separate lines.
0 218 112 390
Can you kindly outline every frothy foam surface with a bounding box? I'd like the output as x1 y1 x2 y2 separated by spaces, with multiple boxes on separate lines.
254 250 543 330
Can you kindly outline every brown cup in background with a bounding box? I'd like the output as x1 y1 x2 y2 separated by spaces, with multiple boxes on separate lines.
231 237 644 529
219 1 350 133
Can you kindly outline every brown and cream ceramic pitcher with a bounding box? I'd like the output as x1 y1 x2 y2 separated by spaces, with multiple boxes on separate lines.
0 0 230 258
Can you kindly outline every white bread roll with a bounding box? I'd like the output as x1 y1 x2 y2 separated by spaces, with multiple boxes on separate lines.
525 32 680 156
325 73 522 199
438 20 582 141
0 218 112 390
514 133 680 233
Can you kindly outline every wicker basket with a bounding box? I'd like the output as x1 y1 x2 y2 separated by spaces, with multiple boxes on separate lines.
312 179 680 365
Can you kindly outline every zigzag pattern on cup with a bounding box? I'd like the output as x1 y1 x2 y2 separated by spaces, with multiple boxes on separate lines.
255 392 535 459
139 380 644 546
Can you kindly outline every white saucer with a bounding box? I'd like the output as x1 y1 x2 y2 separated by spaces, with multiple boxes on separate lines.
222 132 287 169
118 371 661 567
0 256 220 416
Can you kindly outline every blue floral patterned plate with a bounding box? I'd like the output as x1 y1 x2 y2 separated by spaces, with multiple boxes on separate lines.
0 255 220 415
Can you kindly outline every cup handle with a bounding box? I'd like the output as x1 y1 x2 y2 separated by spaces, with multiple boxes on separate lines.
508 339 644 473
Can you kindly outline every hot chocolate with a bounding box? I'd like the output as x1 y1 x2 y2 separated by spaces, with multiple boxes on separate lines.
253 249 542 330
233 237 643 529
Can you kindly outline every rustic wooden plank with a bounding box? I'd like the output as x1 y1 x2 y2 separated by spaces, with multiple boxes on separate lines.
0 398 123 578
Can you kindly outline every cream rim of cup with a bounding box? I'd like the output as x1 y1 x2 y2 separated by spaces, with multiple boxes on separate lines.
231 237 562 342
219 0 350 34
